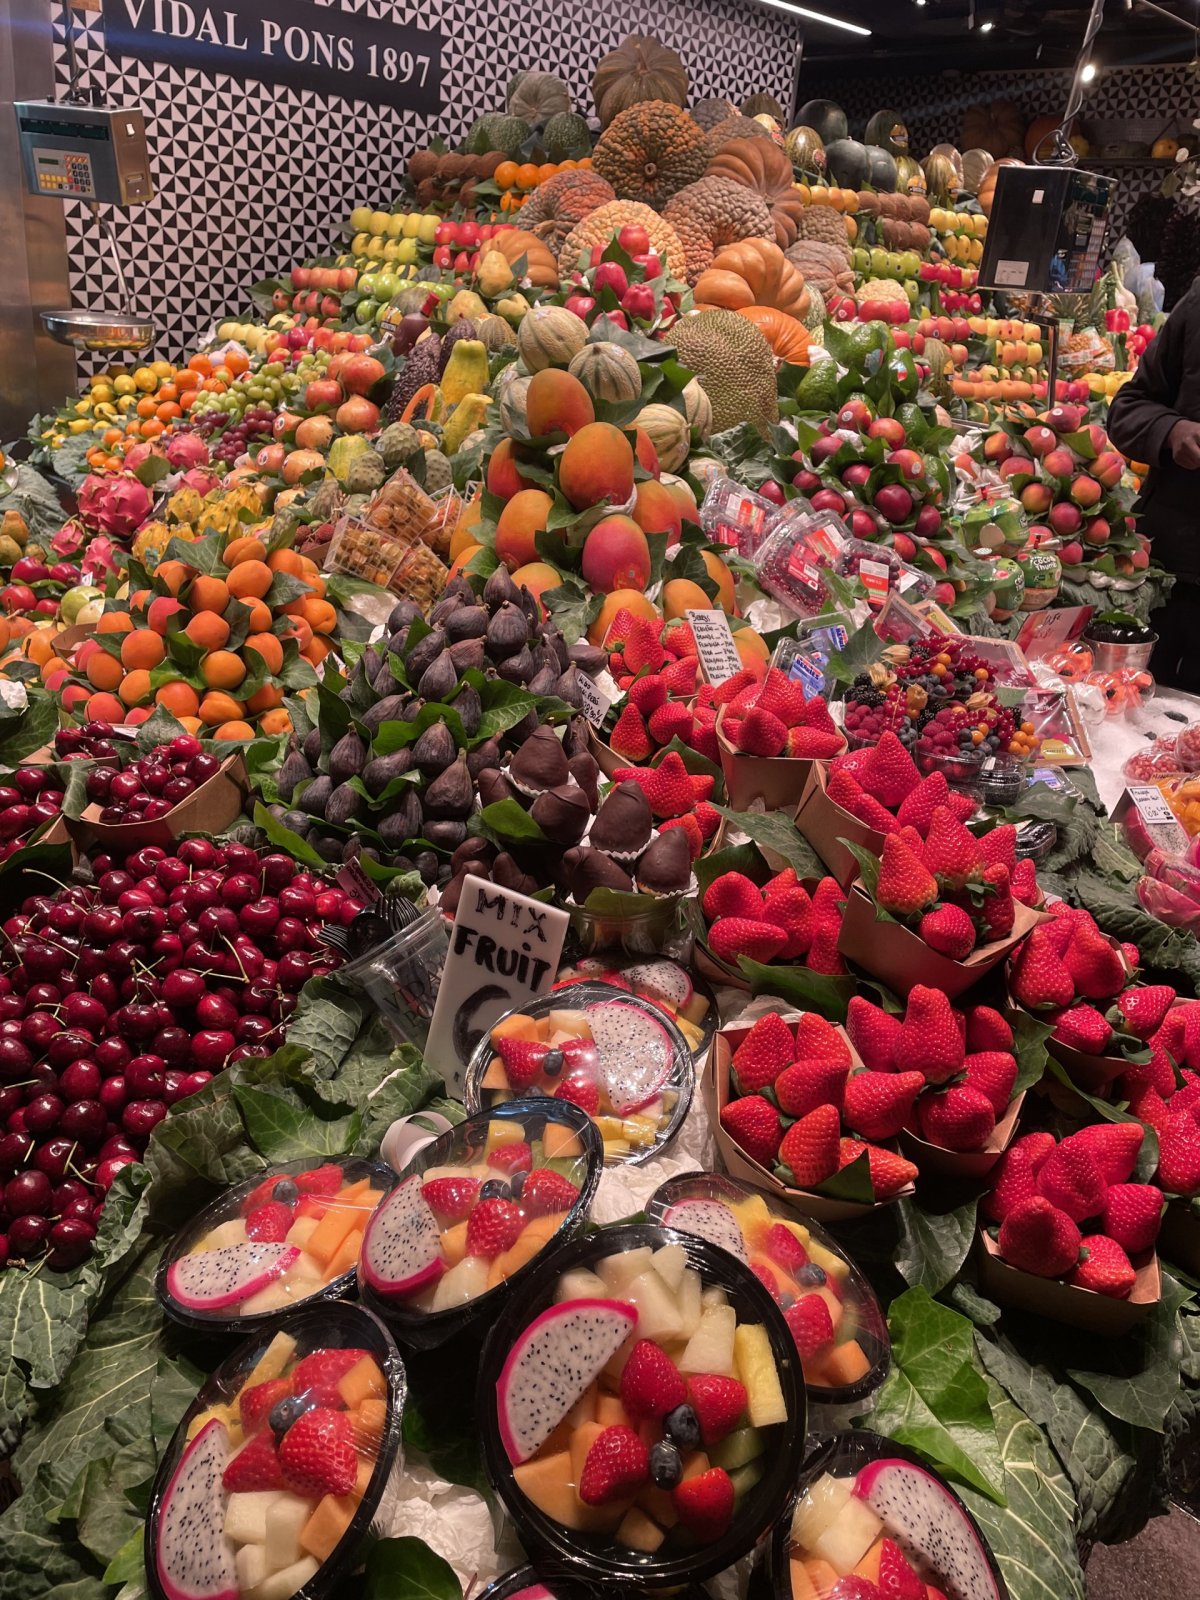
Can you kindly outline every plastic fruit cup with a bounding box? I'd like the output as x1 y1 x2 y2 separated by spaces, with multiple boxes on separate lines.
463 981 695 1167
761 1429 1008 1600
477 1222 806 1588
358 1099 602 1352
554 957 718 1062
646 1171 889 1417
477 1567 713 1600
156 1155 395 1334
145 1301 405 1600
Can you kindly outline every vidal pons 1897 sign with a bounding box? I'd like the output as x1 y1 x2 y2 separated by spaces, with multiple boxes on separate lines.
100 0 443 114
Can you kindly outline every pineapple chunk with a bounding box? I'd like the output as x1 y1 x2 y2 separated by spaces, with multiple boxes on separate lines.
602 1139 632 1159
623 1270 685 1343
677 1268 702 1338
734 1323 787 1426
239 1280 292 1317
791 1473 853 1549
555 1267 608 1303
678 1305 736 1377
285 1215 318 1249
808 1239 849 1282
596 1248 656 1294
594 1116 625 1142
616 1506 665 1552
652 1244 687 1293
621 1115 660 1147
244 1332 297 1390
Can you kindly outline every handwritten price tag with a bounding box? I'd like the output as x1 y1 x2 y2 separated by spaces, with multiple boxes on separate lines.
687 609 742 686
1129 785 1176 827
576 672 611 730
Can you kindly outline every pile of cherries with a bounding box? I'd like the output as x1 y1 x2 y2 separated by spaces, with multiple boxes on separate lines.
0 768 66 859
0 838 360 1271
84 734 224 823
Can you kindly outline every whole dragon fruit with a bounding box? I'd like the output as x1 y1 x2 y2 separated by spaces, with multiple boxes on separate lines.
178 467 221 496
165 432 210 471
77 472 153 538
122 439 167 473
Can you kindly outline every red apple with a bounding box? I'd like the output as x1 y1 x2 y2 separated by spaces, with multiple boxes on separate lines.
618 225 650 255
873 484 913 524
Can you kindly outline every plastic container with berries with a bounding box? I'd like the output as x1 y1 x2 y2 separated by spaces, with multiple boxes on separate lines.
358 1100 602 1350
157 1157 395 1334
145 1301 405 1600
478 1222 806 1588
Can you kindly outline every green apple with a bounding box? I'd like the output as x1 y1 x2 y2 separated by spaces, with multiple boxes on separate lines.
852 247 870 274
60 584 104 625
869 247 890 276
374 272 400 300
374 301 392 324
356 301 376 324
350 206 374 234
368 211 390 237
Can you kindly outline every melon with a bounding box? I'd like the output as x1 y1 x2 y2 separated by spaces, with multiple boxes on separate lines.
784 126 827 175
865 145 898 193
864 109 909 156
825 139 870 190
798 99 848 144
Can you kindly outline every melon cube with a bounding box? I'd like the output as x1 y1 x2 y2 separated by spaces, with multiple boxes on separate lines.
285 1215 318 1249
491 1015 542 1042
328 1227 365 1279
677 1268 702 1338
239 1280 292 1317
709 1425 766 1473
623 1270 685 1343
300 1493 358 1564
486 1119 526 1153
616 1506 665 1552
254 1555 320 1600
513 1451 626 1534
637 1484 678 1528
678 1305 736 1376
596 1248 656 1294
734 1323 787 1426
201 1218 250 1251
263 1495 314 1572
350 1396 387 1457
803 1559 840 1597
790 1554 819 1600
337 1355 385 1408
546 1009 590 1034
236 1542 269 1592
304 1202 359 1270
440 1221 469 1267
543 1125 583 1159
814 1339 871 1389
652 1244 687 1293
595 1393 633 1428
430 1255 490 1310
224 1490 287 1545
482 1059 509 1089
555 1267 607 1303
681 1450 711 1481
812 1497 883 1576
791 1474 853 1550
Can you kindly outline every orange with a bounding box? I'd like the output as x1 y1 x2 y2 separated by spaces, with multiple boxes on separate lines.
246 683 283 714
155 681 201 718
184 611 230 651
199 690 246 726
175 369 200 391
223 349 250 376
118 669 153 706
299 597 336 634
245 632 283 674
135 395 157 419
494 160 519 190
156 383 178 403
212 720 255 741
85 690 125 723
537 163 557 183
188 575 229 614
516 163 540 190
266 548 304 576
156 402 182 423
259 708 292 736
224 535 267 566
121 629 165 670
97 611 135 635
202 649 247 690
187 354 213 377
226 560 273 601
85 651 123 691
140 419 165 439
243 598 273 633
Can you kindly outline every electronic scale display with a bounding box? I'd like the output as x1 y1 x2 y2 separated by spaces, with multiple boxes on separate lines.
977 165 1117 295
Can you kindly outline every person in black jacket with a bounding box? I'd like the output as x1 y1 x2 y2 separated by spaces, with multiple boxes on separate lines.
1107 280 1200 690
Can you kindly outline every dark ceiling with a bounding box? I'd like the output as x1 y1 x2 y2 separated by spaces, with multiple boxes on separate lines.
792 0 1200 73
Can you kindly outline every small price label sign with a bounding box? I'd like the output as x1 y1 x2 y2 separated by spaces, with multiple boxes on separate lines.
687 609 742 686
576 672 611 730
1129 785 1176 826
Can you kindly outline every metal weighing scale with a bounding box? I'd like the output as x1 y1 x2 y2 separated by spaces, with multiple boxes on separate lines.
14 4 157 353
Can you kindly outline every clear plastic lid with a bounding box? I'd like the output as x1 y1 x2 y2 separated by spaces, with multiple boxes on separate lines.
553 956 718 1060
477 1566 712 1600
752 505 850 618
699 475 779 557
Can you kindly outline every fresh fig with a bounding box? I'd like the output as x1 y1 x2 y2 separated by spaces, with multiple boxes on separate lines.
497 647 534 685
509 709 538 744
413 720 457 779
424 751 473 818
568 640 607 674
444 605 488 643
418 649 459 703
302 727 323 767
413 850 439 885
277 749 312 802
373 660 399 697
424 819 468 849
526 664 560 696
450 682 481 738
543 625 570 670
406 627 447 683
329 730 368 785
401 699 426 722
326 781 365 827
387 626 412 655
478 769 517 808
313 835 345 863
388 599 421 632
359 646 383 683
517 586 540 629
362 749 413 797
486 602 528 660
281 810 311 835
448 637 486 674
378 799 421 849
466 737 501 780
483 564 520 610
362 693 409 735
530 642 560 676
555 665 583 707
298 774 333 818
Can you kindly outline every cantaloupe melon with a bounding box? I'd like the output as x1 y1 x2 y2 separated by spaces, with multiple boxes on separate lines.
305 1202 361 1269
543 1125 583 1159
513 1451 625 1532
300 1492 359 1562
338 1355 386 1408
616 1506 665 1552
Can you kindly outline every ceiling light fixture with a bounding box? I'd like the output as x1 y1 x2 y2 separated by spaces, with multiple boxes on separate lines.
750 0 872 34
1081 60 1097 80
979 19 995 30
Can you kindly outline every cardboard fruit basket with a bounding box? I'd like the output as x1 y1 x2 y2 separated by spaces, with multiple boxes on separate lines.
900 1092 1025 1180
793 763 888 888
1014 935 1135 1093
1158 1198 1200 1276
703 1020 915 1223
975 1228 1160 1336
714 706 845 813
66 750 249 850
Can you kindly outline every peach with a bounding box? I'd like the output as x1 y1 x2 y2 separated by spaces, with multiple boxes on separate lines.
525 368 595 438
631 479 682 540
1024 425 1057 458
998 456 1034 482
1041 448 1077 480
633 428 661 479
662 578 712 619
1082 516 1111 546
1093 450 1124 490
487 438 537 501
495 489 553 571
558 422 634 512
1019 482 1053 515
581 515 651 593
1048 501 1082 537
702 550 736 611
662 476 700 522
1070 474 1102 508
510 561 563 611
587 588 659 646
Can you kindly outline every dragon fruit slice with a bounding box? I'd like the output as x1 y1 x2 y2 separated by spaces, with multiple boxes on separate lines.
584 1001 674 1116
166 1242 300 1312
153 1418 237 1600
360 1173 446 1299
622 959 694 1012
507 1588 552 1600
854 1458 1003 1600
662 1198 748 1264
497 1297 638 1464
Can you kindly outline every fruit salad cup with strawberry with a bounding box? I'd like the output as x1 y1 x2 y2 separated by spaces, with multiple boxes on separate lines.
157 1157 395 1333
146 1302 404 1600
358 1100 602 1350
647 1173 889 1416
477 1567 713 1600
554 957 717 1061
479 1222 805 1586
464 984 695 1166
764 1431 1007 1600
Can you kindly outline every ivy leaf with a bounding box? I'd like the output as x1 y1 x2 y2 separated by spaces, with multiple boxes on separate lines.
715 807 825 878
739 957 856 1023
893 1195 979 1294
252 803 326 869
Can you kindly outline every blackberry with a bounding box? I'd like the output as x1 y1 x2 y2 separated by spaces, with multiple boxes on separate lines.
852 687 885 709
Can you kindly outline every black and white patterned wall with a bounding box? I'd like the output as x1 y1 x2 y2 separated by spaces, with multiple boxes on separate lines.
52 3 799 378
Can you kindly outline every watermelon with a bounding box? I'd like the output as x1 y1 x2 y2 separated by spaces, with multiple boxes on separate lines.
798 99 848 144
825 138 870 189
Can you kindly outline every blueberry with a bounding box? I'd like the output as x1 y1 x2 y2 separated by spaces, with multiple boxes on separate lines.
269 1395 311 1438
649 1439 682 1488
508 1170 526 1198
542 1048 565 1078
480 1178 509 1201
797 1263 827 1287
779 1292 795 1311
664 1402 700 1449
272 1178 299 1205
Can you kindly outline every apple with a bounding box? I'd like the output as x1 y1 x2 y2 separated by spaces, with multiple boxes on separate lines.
11 557 48 583
893 532 917 560
811 435 842 465
34 598 58 617
621 284 656 321
841 463 872 489
594 261 629 298
887 449 925 481
873 484 913 524
837 399 872 432
1 584 36 614
618 224 650 255
564 293 595 321
759 482 786 505
792 469 821 494
605 310 629 330
923 546 947 572
849 509 878 539
914 505 943 538
49 563 80 586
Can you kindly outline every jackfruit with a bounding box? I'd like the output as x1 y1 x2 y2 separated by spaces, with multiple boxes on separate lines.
672 309 779 436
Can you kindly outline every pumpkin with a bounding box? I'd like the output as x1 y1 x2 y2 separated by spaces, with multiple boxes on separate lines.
692 96 736 131
682 379 712 440
737 306 811 364
497 371 532 437
961 98 1025 160
593 101 709 209
480 229 559 289
519 170 616 255
705 136 805 249
516 305 589 372
786 239 854 299
695 238 809 320
507 70 571 124
634 403 690 472
557 200 687 282
978 158 1023 217
1024 114 1065 161
592 34 687 127
568 342 643 405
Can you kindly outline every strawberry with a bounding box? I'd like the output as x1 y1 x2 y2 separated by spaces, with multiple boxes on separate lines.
278 1406 357 1497
978 824 1017 872
735 706 788 757
763 1222 809 1274
611 753 693 818
663 619 696 658
619 1339 687 1419
784 1292 834 1360
295 1164 343 1196
521 1168 579 1217
964 1005 1013 1053
1009 926 1074 1011
245 1201 292 1242
786 726 845 758
835 773 902 835
732 1014 796 1094
488 1140 533 1174
755 668 808 726
918 904 976 959
1101 1183 1163 1253
1116 985 1177 1040
727 684 762 717
1157 1118 1200 1195
838 1138 918 1199
688 773 715 803
1011 857 1040 906
609 703 654 761
762 867 799 900
758 887 815 959
807 920 849 975
875 834 939 918
648 701 694 747
662 655 699 696
898 986 965 1083
752 1260 782 1300
919 1085 996 1152
421 1176 480 1221
963 1051 1017 1115
688 708 717 762
1052 1004 1113 1055
1036 1140 1107 1222
703 872 764 924
291 1348 370 1408
979 863 1015 942
709 917 787 966
672 1465 735 1538
659 814 704 861
1063 921 1126 1001
1071 1234 1136 1298
1014 1130 1057 1173
793 1010 852 1065
694 800 721 840
1072 1122 1144 1184
877 1537 926 1600
223 1431 285 1492
826 1579 884 1600
798 695 839 735
1153 1006 1189 1062
603 608 641 650
720 1095 783 1166
466 1198 525 1258
628 674 668 715
775 1058 850 1118
982 1145 1038 1223
896 771 953 834
923 806 980 890
998 1195 1082 1277
554 1074 600 1114
622 620 667 675
686 1374 748 1444
844 1069 924 1140
711 668 759 706
495 1038 548 1090
1119 1045 1177 1101
1131 1086 1173 1130
777 1105 841 1187
846 996 902 1072
239 1376 291 1435
858 730 920 808
578 1425 650 1504
1121 941 1141 972
946 791 979 824
896 825 928 859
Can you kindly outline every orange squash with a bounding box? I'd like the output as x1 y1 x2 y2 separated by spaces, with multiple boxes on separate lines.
479 228 560 289
737 307 811 365
978 158 1023 218
705 137 805 248
694 239 809 320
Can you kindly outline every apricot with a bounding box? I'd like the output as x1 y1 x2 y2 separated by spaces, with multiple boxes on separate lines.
525 368 595 438
631 479 682 540
121 630 166 670
85 691 126 723
189 575 230 613
587 589 659 646
559 423 634 512
118 669 153 707
702 550 736 611
662 578 712 619
245 632 284 674
486 438 537 501
495 489 553 571
510 562 563 612
580 515 652 594
662 476 700 522
147 595 186 636
633 428 661 479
